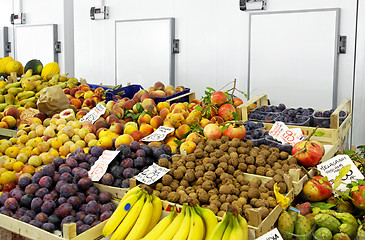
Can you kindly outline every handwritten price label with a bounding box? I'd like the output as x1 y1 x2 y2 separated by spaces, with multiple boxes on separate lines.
141 126 175 142
269 122 303 146
135 163 170 185
317 155 364 192
88 150 120 181
20 107 40 123
256 228 283 240
80 103 106 124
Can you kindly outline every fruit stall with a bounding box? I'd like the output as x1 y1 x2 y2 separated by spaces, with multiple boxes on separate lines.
0 56 363 240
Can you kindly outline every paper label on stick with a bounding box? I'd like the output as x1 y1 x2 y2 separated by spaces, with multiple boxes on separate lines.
135 163 170 185
256 228 284 240
141 126 175 142
317 155 364 192
80 103 106 124
269 121 303 146
88 150 120 181
20 107 39 123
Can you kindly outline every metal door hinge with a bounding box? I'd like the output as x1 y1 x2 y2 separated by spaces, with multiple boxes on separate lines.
54 41 61 53
10 13 25 24
338 36 346 54
5 42 11 53
172 39 179 54
240 0 267 11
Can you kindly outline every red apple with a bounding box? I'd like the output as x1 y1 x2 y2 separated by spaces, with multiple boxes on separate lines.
222 124 246 140
351 185 365 210
203 123 222 140
218 103 236 121
302 176 332 201
292 141 323 167
211 91 227 106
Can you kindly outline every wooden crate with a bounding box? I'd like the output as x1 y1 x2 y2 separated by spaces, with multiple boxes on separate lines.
166 92 196 104
238 95 352 145
93 178 136 200
0 128 17 139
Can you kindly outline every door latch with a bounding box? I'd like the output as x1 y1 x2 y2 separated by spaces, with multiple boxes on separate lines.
240 0 267 11
54 41 61 53
172 39 179 54
338 36 347 54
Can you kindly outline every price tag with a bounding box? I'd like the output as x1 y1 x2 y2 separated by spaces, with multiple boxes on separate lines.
88 150 120 181
269 121 303 146
256 228 283 240
317 155 364 192
20 107 39 123
80 103 106 124
135 163 170 185
141 126 175 142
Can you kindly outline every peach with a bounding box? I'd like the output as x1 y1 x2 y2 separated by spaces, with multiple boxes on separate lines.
138 113 152 125
0 122 8 129
63 88 70 94
211 91 228 106
112 106 124 119
82 98 96 108
106 115 119 125
79 84 91 92
102 108 111 119
70 88 78 97
222 124 246 140
175 124 191 139
106 100 116 110
150 116 163 129
124 124 138 135
164 85 175 91
76 109 89 120
131 130 143 141
233 97 244 107
2 116 17 128
186 132 200 142
154 81 165 91
94 87 104 95
94 120 110 131
88 139 98 147
173 103 187 111
84 133 97 143
110 122 124 134
185 115 199 125
40 152 55 165
180 141 196 155
115 134 134 148
4 107 19 119
203 123 222 140
140 93 152 102
125 99 136 110
136 89 149 99
82 122 96 134
84 90 94 99
157 102 170 112
141 98 156 108
29 117 42 125
200 118 211 128
151 90 166 98
139 123 154 137
144 104 158 116
165 89 176 96
189 110 202 120
211 116 225 125
97 137 113 149
22 165 35 175
147 86 155 93
169 113 184 128
218 103 237 121
148 142 163 148
159 108 170 120
175 86 185 92
75 90 85 99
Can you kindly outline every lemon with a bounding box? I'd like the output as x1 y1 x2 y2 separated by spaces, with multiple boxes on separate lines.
0 56 14 72
5 61 24 76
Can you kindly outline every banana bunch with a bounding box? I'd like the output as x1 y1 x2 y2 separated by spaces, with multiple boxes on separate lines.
209 206 248 240
103 186 162 240
143 201 218 240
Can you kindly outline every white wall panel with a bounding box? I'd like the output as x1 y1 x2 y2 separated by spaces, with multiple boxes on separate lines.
0 0 14 58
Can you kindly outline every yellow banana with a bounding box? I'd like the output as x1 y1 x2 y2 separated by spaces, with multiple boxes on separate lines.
102 188 142 237
188 207 205 240
172 206 191 240
222 214 233 240
111 194 146 240
208 213 230 240
157 205 187 240
125 195 154 240
142 208 177 240
237 214 248 240
124 186 141 200
195 205 218 240
146 194 163 233
229 215 245 240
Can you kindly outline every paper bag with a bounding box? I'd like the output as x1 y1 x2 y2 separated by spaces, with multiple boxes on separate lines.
37 86 70 116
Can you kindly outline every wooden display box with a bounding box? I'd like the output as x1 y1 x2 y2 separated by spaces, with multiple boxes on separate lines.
0 128 17 139
238 94 352 145
93 178 136 200
166 92 196 104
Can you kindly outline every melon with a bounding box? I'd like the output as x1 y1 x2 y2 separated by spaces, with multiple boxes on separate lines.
24 59 43 75
41 62 60 80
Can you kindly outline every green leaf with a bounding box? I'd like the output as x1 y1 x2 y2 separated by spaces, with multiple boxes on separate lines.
206 87 216 92
338 165 351 179
361 188 365 201
310 202 336 209
193 105 202 111
333 177 343 190
221 124 229 131
359 179 365 185
352 185 359 192
233 112 239 121
344 149 357 155
136 102 144 112
313 131 325 136
318 176 329 183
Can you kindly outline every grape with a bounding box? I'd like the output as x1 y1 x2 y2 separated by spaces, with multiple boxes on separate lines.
100 173 114 186
18 177 32 189
48 214 61 226
41 200 56 214
133 157 145 169
4 198 18 211
129 141 140 152
68 196 82 210
121 158 133 168
31 197 43 212
123 168 134 179
42 165 55 177
98 192 111 204
56 203 73 218
20 194 34 208
19 215 32 223
35 212 48 223
29 220 42 228
10 188 24 201
42 223 55 233
39 176 53 189
78 177 92 190
35 188 49 198
83 214 97 225
85 200 98 215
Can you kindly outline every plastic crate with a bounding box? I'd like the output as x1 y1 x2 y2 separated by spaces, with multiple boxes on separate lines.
154 88 191 104
105 85 144 102
265 136 293 154
274 115 311 127
313 110 347 128
87 84 112 91
248 112 280 123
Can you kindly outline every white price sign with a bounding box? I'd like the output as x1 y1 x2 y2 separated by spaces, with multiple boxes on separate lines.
135 163 170 185
80 103 106 124
269 121 303 146
317 155 364 192
88 150 120 181
141 126 175 142
256 228 283 240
